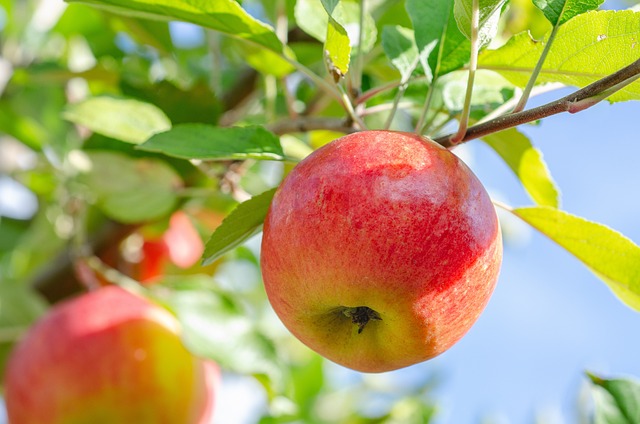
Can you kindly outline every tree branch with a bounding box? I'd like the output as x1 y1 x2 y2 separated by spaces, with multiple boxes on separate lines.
433 58 640 148
267 117 357 136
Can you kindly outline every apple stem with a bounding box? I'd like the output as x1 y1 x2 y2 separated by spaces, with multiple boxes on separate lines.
342 306 382 334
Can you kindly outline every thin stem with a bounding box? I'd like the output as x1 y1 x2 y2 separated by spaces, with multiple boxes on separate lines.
339 85 367 129
265 75 277 122
512 25 560 113
281 76 299 119
275 0 288 43
363 101 416 117
449 0 480 145
357 75 432 105
423 105 449 135
350 0 366 96
384 83 409 129
433 58 640 147
415 80 437 133
267 116 357 135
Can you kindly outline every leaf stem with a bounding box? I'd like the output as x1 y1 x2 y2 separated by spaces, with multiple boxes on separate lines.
433 58 640 147
351 0 366 96
383 84 410 130
415 79 437 133
512 25 560 113
449 0 480 145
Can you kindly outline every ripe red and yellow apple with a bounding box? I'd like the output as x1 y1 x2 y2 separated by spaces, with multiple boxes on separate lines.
261 131 502 372
4 285 218 424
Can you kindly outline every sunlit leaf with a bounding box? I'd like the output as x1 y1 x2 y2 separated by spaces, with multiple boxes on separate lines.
138 124 285 161
381 26 421 81
63 96 171 144
80 151 181 223
479 10 640 102
533 0 604 26
324 16 351 80
512 206 640 310
67 0 293 73
588 372 640 424
483 128 560 207
202 188 276 266
295 0 377 53
454 0 507 47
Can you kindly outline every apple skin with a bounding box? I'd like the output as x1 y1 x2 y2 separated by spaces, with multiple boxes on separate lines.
261 130 502 373
4 286 218 424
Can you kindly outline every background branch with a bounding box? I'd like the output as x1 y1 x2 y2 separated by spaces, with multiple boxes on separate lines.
267 117 357 135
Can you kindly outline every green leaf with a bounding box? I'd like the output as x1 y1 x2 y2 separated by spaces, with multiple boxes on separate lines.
482 128 560 207
439 70 516 113
454 0 507 47
406 0 470 79
511 206 640 310
381 26 421 81
295 0 377 53
67 0 293 73
324 15 351 79
320 0 352 79
80 151 181 223
202 188 276 266
479 10 640 102
138 124 285 161
588 372 640 424
150 276 284 391
0 103 48 150
533 0 604 26
63 96 171 144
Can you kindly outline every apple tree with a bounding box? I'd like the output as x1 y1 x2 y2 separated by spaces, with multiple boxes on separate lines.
1 0 640 422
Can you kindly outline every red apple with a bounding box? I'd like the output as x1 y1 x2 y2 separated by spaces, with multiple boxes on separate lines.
138 210 205 283
4 285 218 424
261 131 502 372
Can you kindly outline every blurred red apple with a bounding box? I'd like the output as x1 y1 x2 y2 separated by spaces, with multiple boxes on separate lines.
138 210 218 283
261 131 502 372
4 285 218 424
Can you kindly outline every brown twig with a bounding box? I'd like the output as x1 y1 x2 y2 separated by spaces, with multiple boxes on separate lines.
267 116 357 136
434 58 640 147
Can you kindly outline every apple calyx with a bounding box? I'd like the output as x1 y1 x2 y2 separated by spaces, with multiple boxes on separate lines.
341 306 382 334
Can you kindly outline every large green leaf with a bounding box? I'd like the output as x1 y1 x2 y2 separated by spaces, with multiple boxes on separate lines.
479 10 640 102
512 206 640 310
202 188 276 266
454 0 507 47
406 0 470 79
588 372 640 424
63 96 171 144
138 124 285 161
533 0 604 26
67 0 293 74
79 151 181 223
483 128 560 207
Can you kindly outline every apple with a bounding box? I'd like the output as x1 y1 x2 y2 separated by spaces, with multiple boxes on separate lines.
261 130 502 373
138 210 206 283
4 285 218 424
